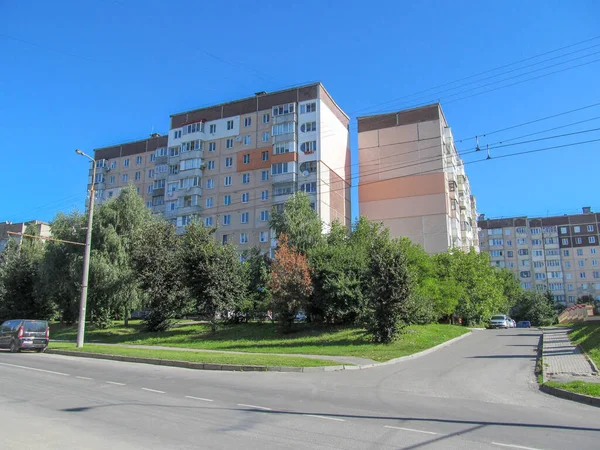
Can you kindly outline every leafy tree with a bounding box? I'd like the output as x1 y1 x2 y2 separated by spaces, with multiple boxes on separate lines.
180 221 245 331
130 218 191 331
577 294 596 305
270 192 323 253
241 246 272 321
365 237 412 343
511 291 557 326
269 234 313 331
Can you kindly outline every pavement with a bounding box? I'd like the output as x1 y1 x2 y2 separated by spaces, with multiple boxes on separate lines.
541 327 599 382
2 328 600 449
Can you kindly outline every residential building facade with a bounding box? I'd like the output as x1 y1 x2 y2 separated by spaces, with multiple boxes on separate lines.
0 220 51 252
478 207 600 305
91 83 351 255
357 104 478 254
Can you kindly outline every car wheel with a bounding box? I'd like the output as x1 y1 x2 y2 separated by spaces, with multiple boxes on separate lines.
9 339 20 353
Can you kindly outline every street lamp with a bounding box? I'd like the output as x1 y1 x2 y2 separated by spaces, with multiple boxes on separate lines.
75 149 97 348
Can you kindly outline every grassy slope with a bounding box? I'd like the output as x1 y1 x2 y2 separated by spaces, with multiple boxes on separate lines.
49 342 335 368
545 380 600 398
568 323 600 368
51 322 469 362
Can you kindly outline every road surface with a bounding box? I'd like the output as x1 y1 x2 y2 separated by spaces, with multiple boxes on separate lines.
1 328 599 449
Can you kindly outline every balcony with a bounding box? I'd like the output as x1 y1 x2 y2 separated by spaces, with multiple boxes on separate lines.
155 155 168 165
169 149 203 165
272 171 297 185
169 166 204 182
152 204 165 214
272 131 296 144
273 111 297 125
175 185 202 198
153 188 165 197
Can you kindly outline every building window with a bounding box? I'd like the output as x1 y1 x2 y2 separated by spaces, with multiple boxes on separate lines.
593 260 598 266
587 225 595 232
147 185 153 194
534 261 544 268
262 151 269 161
262 113 270 124
240 212 249 224
507 251 513 257
260 210 269 221
574 226 581 233
226 138 234 149
242 173 250 184
516 227 526 234
300 141 317 154
262 132 270 142
274 142 291 154
300 102 316 113
146 201 152 208
208 142 216 152
517 238 527 245
565 261 571 268
518 249 529 256
544 238 556 244
147 169 154 178
520 271 531 278
576 237 582 244
224 176 232 186
260 231 268 242
300 182 317 193
490 250 503 257
563 249 570 257
273 103 295 116
244 135 251 145
109 175 115 184
590 236 597 244
261 170 269 181
490 239 504 246
122 174 128 182
531 239 541 246
272 122 294 136
488 228 502 236
227 120 234 130
209 124 216 134
225 157 233 168
241 192 249 203
592 248 597 254
244 117 252 127
124 158 130 167
577 249 584 256
206 179 214 189
508 262 514 268
520 260 530 267
243 154 250 164
532 250 543 257
300 122 317 133
224 195 231 206
110 161 117 169
272 162 289 175
154 179 166 189
561 238 569 245
547 249 560 256
240 233 248 244
222 215 231 226
261 190 269 201
206 197 213 208
205 217 213 227
594 271 600 279
531 228 541 235
580 272 587 279
135 171 141 180
208 160 215 170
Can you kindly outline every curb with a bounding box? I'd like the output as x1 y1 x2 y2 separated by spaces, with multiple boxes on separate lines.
47 330 473 373
539 383 600 408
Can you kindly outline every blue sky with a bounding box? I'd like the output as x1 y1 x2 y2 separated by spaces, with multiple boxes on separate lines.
1 0 598 224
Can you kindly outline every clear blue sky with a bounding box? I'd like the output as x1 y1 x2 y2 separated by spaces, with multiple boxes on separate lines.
1 0 598 224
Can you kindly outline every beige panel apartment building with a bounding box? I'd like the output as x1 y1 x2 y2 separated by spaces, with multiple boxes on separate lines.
479 207 600 305
90 83 351 255
357 104 478 254
0 220 51 251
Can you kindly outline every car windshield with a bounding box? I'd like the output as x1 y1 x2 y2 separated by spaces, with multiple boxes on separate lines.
24 321 48 332
491 316 506 321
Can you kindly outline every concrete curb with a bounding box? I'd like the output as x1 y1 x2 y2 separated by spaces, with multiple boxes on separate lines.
539 383 600 408
47 330 473 373
577 343 600 375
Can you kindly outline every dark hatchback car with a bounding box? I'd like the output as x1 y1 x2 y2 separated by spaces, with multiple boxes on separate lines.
0 319 49 353
516 321 531 328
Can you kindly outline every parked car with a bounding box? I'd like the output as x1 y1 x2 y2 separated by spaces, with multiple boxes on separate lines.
0 319 49 353
516 321 531 328
506 318 516 328
488 315 509 329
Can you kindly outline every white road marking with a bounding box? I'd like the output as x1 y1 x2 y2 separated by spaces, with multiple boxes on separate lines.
76 376 93 380
185 396 214 402
491 443 543 450
237 403 272 411
142 388 165 394
304 414 345 422
0 361 69 376
106 381 126 386
384 425 438 435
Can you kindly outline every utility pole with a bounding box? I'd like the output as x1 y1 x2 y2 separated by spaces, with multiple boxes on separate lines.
75 149 97 348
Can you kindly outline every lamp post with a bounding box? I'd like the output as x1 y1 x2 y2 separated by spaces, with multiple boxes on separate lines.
75 149 97 348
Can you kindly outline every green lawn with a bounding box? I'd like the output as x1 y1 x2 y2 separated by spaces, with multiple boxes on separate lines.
568 323 600 368
50 322 469 362
545 380 600 398
49 342 335 368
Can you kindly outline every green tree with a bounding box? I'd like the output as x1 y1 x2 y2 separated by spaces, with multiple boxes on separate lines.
270 192 323 253
269 234 313 332
511 291 557 326
241 246 272 321
131 218 191 331
181 221 245 330
365 236 412 343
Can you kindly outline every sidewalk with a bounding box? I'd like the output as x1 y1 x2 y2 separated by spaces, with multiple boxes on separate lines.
541 327 599 383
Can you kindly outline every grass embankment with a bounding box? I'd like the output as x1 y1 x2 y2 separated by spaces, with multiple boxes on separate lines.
541 322 600 398
49 342 334 368
51 322 469 362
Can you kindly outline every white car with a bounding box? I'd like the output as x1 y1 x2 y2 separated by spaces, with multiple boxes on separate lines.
488 315 509 329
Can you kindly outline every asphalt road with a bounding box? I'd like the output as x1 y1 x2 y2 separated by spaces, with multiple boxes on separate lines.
1 328 599 449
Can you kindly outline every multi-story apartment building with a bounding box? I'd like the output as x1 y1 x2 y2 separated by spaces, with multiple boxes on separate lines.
0 220 51 252
357 103 478 254
91 83 351 255
91 134 168 209
479 207 600 304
